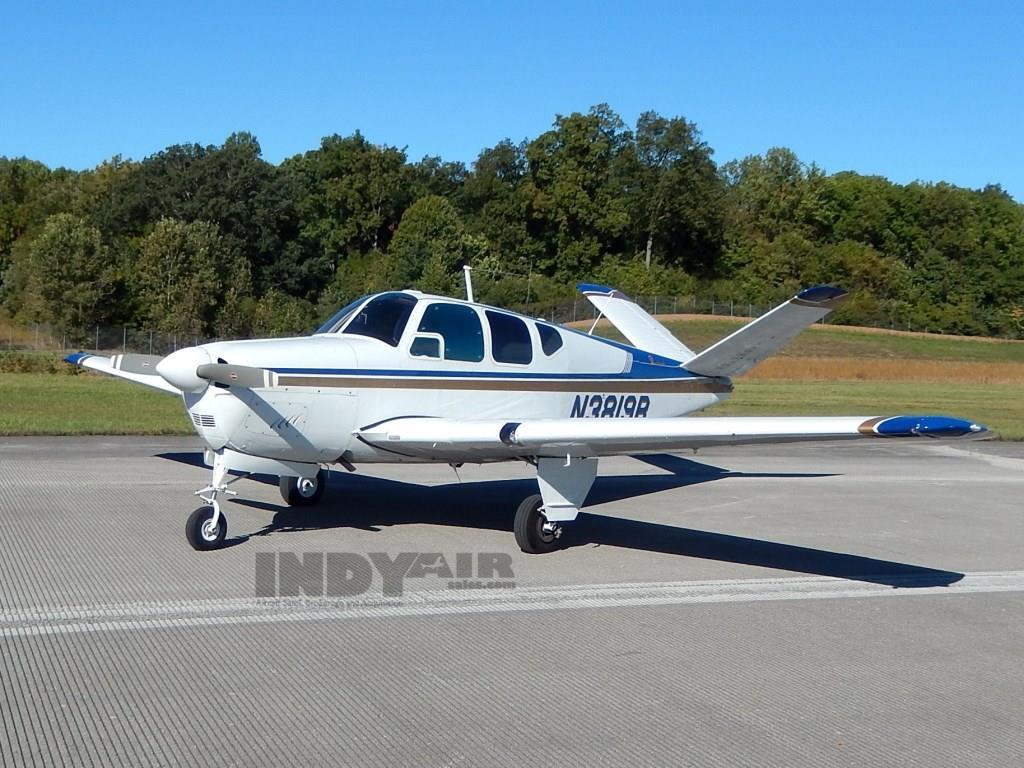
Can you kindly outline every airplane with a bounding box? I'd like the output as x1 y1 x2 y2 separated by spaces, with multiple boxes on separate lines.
65 282 988 553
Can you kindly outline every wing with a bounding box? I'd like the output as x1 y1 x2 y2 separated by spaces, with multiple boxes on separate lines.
354 415 988 461
65 352 181 395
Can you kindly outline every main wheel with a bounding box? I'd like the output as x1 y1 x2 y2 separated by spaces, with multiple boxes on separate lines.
186 506 227 551
514 494 562 554
279 468 327 506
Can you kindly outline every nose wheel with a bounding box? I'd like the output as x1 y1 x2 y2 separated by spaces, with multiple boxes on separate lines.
514 494 564 554
187 449 235 551
279 468 327 506
186 505 227 550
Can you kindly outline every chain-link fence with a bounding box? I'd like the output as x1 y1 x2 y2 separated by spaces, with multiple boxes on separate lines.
0 293 988 355
1 324 227 355
507 295 783 326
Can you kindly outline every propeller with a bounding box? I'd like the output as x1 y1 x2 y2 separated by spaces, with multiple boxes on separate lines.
155 347 272 392
196 363 272 388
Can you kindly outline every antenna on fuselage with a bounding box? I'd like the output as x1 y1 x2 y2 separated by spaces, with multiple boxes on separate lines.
463 265 474 303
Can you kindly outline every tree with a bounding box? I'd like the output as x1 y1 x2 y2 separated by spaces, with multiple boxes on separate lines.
284 132 413 275
388 195 487 294
521 105 631 277
624 111 725 273
95 134 302 294
462 140 540 273
20 213 113 332
133 218 250 336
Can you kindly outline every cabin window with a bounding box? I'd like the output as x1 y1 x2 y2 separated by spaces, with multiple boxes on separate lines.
342 293 416 347
314 295 370 334
487 310 533 365
416 303 484 362
410 335 442 359
536 323 563 356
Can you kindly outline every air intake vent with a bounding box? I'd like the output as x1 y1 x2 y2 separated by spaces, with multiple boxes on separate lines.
191 413 216 429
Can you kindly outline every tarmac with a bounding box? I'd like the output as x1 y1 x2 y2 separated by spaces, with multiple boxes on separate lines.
1 436 1022 767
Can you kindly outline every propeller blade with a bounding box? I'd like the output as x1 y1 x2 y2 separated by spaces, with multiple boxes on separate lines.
195 363 273 389
110 354 164 375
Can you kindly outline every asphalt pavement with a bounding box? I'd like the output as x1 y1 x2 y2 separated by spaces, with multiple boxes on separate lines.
1 437 1022 766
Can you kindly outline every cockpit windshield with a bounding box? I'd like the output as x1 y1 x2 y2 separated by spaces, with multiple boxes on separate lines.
341 292 417 346
313 295 370 335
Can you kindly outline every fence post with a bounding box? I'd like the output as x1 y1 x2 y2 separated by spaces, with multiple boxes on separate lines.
95 325 99 351
653 296 658 315
730 300 734 317
149 331 153 355
123 327 127 352
572 300 577 323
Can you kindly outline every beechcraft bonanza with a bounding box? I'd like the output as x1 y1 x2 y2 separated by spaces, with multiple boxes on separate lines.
67 282 987 553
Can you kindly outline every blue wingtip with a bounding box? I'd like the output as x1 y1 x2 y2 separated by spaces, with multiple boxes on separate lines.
64 352 91 366
796 285 848 303
873 415 988 438
577 282 616 295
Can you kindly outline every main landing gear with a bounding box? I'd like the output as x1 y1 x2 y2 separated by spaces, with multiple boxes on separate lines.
279 469 327 506
513 456 598 555
514 494 562 554
187 452 328 551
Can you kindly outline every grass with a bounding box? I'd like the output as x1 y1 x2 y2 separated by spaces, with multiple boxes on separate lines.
0 374 191 435
707 381 1021 440
1 316 1021 438
579 315 1024 363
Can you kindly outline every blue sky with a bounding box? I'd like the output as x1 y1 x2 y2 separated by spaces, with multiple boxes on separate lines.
2 1 1021 199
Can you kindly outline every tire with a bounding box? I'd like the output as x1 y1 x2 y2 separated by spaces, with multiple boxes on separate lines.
279 468 327 506
514 494 562 554
186 506 227 551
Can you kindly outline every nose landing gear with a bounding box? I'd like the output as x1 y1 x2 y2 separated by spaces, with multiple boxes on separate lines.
187 450 235 551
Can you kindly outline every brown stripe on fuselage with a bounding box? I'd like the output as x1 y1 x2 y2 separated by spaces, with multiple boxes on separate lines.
857 416 886 435
276 375 733 394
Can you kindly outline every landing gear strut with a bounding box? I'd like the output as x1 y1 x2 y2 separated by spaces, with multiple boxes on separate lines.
279 468 327 506
188 450 235 551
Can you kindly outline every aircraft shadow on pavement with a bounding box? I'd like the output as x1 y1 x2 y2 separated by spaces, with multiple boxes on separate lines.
158 451 963 588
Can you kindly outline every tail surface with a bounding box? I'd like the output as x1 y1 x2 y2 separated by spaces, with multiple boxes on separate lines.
684 286 848 378
577 283 695 362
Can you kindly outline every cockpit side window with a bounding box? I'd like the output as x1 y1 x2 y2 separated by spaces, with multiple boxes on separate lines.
536 323 564 356
342 293 417 346
486 310 533 365
416 303 484 362
313 295 370 335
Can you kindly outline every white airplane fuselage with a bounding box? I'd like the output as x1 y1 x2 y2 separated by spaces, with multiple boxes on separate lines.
172 293 731 466
65 283 987 553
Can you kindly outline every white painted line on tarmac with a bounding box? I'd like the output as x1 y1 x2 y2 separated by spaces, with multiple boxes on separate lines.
3 570 1024 638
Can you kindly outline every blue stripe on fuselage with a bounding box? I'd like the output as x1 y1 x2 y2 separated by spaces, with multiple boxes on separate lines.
557 325 685 368
269 365 707 381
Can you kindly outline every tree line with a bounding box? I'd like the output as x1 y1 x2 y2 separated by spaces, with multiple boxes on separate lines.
1 104 1022 340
